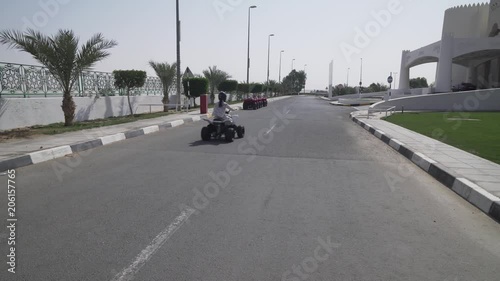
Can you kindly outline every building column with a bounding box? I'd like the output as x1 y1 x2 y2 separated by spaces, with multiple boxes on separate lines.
484 60 491 88
435 33 454 93
490 58 499 87
497 56 500 87
466 65 478 85
398 50 410 90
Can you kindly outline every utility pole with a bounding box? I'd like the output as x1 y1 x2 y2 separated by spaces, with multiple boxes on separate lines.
176 0 181 111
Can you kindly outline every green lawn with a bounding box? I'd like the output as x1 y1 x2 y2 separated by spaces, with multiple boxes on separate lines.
384 112 500 164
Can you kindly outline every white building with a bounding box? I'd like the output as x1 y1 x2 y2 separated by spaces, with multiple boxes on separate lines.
399 1 500 93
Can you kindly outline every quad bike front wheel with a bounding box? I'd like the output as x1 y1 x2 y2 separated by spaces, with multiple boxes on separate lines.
237 126 245 138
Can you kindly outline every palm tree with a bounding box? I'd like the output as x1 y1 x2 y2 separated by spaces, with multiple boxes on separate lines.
267 80 278 97
0 29 117 126
203 65 230 104
149 61 177 112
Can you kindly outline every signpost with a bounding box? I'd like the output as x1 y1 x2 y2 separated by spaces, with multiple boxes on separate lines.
387 72 393 100
328 60 333 99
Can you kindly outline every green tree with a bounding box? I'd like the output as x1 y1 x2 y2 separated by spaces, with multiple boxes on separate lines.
250 83 263 95
113 70 147 116
410 77 429 88
265 80 278 97
333 84 357 96
218 80 238 101
274 82 283 96
0 29 117 126
367 82 389 93
203 66 231 104
183 77 208 107
282 70 307 94
237 82 250 100
149 61 177 112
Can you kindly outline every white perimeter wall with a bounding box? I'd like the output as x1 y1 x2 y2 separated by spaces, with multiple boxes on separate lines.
0 93 246 131
0 95 167 131
372 89 500 111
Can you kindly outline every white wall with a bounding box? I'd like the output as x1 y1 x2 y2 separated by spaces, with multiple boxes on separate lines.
443 4 490 38
372 89 500 111
330 91 386 101
0 95 167 131
0 93 250 130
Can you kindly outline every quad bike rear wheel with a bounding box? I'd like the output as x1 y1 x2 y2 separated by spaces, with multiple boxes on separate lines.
225 128 235 142
201 127 211 141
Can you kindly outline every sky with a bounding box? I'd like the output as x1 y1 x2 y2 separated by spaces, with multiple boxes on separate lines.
0 0 485 91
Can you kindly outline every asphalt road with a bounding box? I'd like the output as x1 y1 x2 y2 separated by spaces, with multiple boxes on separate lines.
1 96 499 281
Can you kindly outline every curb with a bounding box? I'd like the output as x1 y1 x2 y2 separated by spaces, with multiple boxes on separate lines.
331 102 374 107
350 113 500 223
0 115 207 172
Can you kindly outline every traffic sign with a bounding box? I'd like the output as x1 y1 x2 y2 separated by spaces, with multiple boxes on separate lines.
387 76 393 84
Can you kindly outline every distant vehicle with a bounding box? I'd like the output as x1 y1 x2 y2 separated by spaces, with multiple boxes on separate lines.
243 97 267 110
452 82 477 92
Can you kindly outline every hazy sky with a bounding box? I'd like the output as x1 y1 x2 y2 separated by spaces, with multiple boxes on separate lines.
0 0 484 90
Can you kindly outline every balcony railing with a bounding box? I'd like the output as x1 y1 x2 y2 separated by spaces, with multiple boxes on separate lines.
0 62 163 98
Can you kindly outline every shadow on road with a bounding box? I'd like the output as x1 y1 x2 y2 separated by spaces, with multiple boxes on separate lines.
189 140 229 147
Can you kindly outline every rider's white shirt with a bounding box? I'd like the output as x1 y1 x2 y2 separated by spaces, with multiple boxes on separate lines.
213 102 235 119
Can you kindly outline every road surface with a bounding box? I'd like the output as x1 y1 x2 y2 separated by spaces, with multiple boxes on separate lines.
1 96 499 281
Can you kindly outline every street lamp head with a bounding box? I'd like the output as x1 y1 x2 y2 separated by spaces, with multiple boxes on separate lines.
281 50 284 53
270 34 275 37
250 5 257 8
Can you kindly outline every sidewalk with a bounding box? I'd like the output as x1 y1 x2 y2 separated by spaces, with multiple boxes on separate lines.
350 110 500 223
0 96 291 172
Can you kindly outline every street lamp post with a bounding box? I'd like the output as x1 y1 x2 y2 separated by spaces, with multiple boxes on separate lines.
246 5 257 98
266 33 275 97
279 50 284 83
359 58 364 98
292 58 295 71
176 0 181 111
347 67 350 87
303 64 307 94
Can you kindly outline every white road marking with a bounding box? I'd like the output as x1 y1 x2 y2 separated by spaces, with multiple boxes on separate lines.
110 207 196 281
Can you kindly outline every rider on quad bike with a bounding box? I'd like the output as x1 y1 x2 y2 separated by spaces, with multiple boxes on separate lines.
213 92 237 122
200 92 245 142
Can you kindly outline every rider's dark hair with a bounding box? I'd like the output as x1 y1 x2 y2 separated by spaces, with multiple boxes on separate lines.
218 92 226 107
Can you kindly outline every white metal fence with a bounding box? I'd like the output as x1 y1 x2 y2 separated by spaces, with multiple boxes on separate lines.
0 62 163 98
